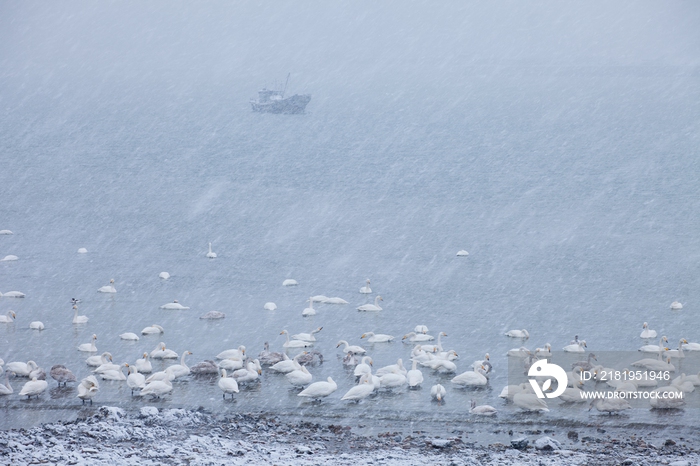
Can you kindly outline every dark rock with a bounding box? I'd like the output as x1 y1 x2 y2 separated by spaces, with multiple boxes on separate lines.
665 439 676 446
567 431 579 441
510 437 529 450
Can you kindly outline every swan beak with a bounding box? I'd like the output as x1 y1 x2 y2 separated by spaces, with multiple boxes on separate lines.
336 343 341 348
402 335 407 340
257 369 262 375
361 334 366 339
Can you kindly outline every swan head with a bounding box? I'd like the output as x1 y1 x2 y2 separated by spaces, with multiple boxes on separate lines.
73 305 78 310
440 332 448 337
484 353 490 360
110 279 115 284
10 311 16 319
280 330 288 335
239 346 246 355
92 334 97 340
142 353 148 359
642 322 648 328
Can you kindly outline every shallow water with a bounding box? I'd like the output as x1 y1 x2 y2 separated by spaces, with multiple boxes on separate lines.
1 59 700 434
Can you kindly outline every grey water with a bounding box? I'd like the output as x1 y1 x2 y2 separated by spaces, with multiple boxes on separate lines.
1 0 700 441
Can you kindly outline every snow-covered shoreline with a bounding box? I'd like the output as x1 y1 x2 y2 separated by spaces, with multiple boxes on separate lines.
1 407 698 465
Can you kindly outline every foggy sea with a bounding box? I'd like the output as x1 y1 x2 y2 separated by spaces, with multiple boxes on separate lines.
1 1 700 446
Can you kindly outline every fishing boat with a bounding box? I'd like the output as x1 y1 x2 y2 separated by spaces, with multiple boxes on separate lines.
250 74 311 114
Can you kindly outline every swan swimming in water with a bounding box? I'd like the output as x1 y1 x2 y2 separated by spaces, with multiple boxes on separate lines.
29 321 44 330
97 279 116 293
280 330 314 348
126 366 146 394
159 272 170 279
72 305 88 324
361 332 394 343
206 242 217 258
406 359 424 388
160 300 190 310
199 311 226 320
86 352 112 367
77 248 88 254
166 351 193 379
341 374 375 401
141 324 164 335
563 340 587 353
150 342 178 359
1 255 18 261
325 297 348 304
671 301 683 310
470 399 497 416
639 336 669 353
286 365 313 386
119 332 139 341
216 346 246 360
2 291 25 298
301 299 317 316
264 302 277 311
78 334 98 352
336 340 366 355
359 279 372 294
505 329 529 339
402 332 434 343
283 279 298 286
291 327 323 342
357 296 383 312
0 311 16 323
430 384 446 402
5 361 38 377
134 353 152 373
640 322 657 339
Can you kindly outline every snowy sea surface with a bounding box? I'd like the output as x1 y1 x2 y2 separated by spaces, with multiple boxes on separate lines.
1 3 700 443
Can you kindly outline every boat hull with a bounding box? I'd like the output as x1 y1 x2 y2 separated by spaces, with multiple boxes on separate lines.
251 94 311 114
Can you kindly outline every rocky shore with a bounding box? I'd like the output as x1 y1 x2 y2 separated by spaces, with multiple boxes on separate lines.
0 407 698 465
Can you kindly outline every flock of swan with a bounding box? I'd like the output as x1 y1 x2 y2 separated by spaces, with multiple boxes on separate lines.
0 232 695 418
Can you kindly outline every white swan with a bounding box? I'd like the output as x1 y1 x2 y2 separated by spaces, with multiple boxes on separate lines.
86 352 112 367
406 359 423 388
298 377 337 400
430 384 446 401
269 352 306 373
498 383 531 400
218 357 244 371
2 291 25 298
639 336 669 353
376 359 407 377
77 376 99 404
134 353 152 373
292 327 323 342
93 359 121 374
632 355 676 372
50 365 76 386
29 321 44 330
140 379 173 398
361 332 394 343
77 248 88 254
353 356 374 377
100 363 129 381
78 334 98 352
0 230 12 235
0 311 16 323
286 366 312 386
1 254 18 261
420 355 457 373
664 339 688 358
72 305 88 324
206 242 217 258
301 298 316 316
159 271 170 279
402 332 434 342
418 332 447 352
506 346 531 357
141 324 165 335
0 372 13 395
379 373 406 389
650 386 685 409
336 340 366 355
451 365 489 387
513 392 549 412
414 325 429 334
671 374 695 393
19 377 48 398
470 399 497 416
264 302 277 310
359 279 372 294
199 311 226 320
166 351 192 379
357 295 383 312
456 250 469 256
150 342 178 359
682 341 700 351
145 367 176 383
282 279 298 286
325 297 348 304
640 322 657 339
589 397 631 413
218 369 239 398
671 301 683 310
341 374 375 401
505 329 529 339
310 295 329 303
216 346 246 360
160 301 190 310
5 361 38 377
563 340 587 353
119 332 139 341
534 344 552 358
127 366 146 394
232 360 261 384
97 279 116 293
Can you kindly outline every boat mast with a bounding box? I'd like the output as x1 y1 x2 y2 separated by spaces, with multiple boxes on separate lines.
282 73 290 98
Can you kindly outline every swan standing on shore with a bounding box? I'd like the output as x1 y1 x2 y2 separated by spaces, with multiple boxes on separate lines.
357 296 383 311
50 365 76 386
19 377 48 399
77 376 99 404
